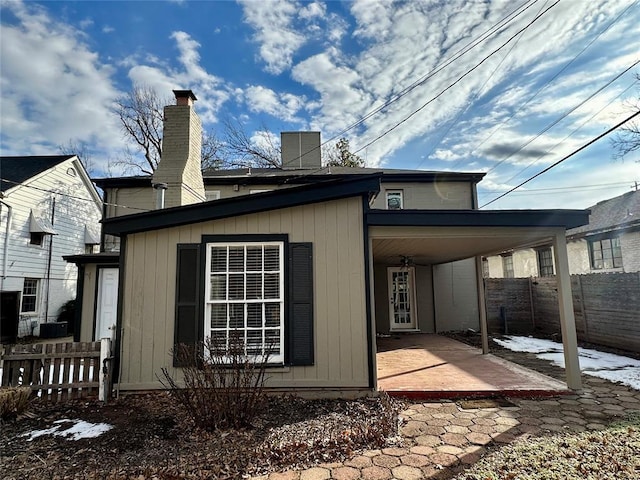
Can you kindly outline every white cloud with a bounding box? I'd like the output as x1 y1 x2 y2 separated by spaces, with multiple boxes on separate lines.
299 1 325 20
243 85 305 123
127 31 230 124
102 25 114 34
239 0 305 75
0 1 122 166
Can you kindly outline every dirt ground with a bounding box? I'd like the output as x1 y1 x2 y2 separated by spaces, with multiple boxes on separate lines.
0 392 400 479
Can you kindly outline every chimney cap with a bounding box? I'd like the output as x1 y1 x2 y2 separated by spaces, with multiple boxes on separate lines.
173 90 197 101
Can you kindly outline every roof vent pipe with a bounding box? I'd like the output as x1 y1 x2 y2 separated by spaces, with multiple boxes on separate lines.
153 183 168 209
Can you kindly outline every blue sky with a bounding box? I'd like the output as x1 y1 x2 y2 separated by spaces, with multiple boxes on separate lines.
1 0 638 209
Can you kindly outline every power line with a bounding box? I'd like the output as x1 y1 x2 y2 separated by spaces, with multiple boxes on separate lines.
448 0 638 171
480 109 640 207
283 0 542 182
485 59 640 176
0 177 150 212
500 78 639 185
352 0 560 156
417 0 553 169
478 181 638 196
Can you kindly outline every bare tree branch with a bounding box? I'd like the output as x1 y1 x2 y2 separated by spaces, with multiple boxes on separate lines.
58 140 97 176
219 118 281 168
611 73 640 161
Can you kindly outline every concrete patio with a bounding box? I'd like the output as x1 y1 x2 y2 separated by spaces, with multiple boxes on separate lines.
376 334 568 398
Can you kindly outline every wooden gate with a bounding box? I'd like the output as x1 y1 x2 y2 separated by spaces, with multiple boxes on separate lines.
0 340 112 402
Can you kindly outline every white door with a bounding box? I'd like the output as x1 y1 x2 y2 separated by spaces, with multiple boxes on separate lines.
388 267 417 331
96 268 119 340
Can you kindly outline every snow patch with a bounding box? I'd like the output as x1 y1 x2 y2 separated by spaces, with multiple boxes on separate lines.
494 336 640 390
23 418 113 441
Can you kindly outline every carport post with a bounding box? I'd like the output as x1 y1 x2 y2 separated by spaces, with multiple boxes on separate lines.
475 256 489 354
552 230 582 390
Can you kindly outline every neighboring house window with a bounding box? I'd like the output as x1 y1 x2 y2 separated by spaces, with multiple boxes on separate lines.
589 237 622 269
205 242 284 363
537 248 554 276
205 190 221 201
30 232 45 246
482 258 489 278
386 190 403 210
21 278 39 313
502 254 514 278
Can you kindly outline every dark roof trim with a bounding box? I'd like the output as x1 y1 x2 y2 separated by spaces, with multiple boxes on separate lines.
103 175 382 236
567 220 640 240
63 252 120 265
92 171 485 189
202 172 486 186
366 209 590 229
92 176 152 188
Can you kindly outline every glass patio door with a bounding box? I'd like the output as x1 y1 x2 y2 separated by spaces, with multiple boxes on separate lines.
387 267 417 330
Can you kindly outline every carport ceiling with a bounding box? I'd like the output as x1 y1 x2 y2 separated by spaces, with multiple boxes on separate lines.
370 226 559 265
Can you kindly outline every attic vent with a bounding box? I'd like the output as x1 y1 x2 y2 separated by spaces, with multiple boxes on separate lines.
281 132 321 170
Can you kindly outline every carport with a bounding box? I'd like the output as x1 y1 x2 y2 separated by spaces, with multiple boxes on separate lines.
365 209 589 391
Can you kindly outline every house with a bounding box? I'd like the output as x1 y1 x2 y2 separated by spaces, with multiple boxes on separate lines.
483 189 640 278
0 155 102 343
68 90 589 394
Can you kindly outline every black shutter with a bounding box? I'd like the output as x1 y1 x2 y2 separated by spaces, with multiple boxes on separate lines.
288 242 314 366
174 244 200 367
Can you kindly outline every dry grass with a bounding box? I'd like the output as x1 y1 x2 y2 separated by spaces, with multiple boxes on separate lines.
456 413 640 480
0 387 31 420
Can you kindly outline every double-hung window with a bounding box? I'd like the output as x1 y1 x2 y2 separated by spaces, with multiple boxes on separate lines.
537 248 554 277
21 278 39 313
502 254 514 278
589 237 622 269
205 242 284 363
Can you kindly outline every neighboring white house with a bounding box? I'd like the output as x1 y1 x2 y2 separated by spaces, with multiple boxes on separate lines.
484 189 640 278
0 155 102 342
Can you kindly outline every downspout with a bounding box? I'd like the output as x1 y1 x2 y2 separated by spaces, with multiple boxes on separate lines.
44 197 56 324
0 199 12 291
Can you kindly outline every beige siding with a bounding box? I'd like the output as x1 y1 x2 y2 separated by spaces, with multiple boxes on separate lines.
79 264 98 342
373 264 434 333
371 182 473 210
432 259 479 332
118 197 369 391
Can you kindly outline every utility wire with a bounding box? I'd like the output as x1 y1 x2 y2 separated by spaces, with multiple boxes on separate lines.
484 59 640 176
498 78 639 186
0 177 150 212
448 0 638 171
478 180 638 196
283 0 541 182
352 0 560 156
417 0 552 169
480 109 640 208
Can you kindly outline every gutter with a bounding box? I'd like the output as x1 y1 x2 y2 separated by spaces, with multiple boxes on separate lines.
0 198 12 290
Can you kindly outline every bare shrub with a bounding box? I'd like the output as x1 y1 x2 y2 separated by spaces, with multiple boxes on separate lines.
0 386 32 420
159 332 271 431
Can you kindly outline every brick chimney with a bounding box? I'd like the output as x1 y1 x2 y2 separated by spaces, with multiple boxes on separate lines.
152 90 205 208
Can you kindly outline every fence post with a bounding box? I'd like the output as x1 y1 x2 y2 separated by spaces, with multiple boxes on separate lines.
99 338 111 402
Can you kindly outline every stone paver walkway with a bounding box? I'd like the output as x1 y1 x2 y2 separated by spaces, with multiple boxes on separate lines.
252 363 640 479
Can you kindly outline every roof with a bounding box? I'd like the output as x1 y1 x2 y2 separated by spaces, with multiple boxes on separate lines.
92 167 485 188
63 252 120 265
1 155 75 193
368 209 589 229
567 189 640 238
103 174 382 236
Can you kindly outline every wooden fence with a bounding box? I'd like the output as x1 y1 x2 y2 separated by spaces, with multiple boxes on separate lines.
485 272 640 352
0 340 112 402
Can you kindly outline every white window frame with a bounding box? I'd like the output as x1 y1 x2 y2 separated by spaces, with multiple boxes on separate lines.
502 254 514 278
205 190 221 201
386 190 404 210
21 278 39 314
204 241 285 364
